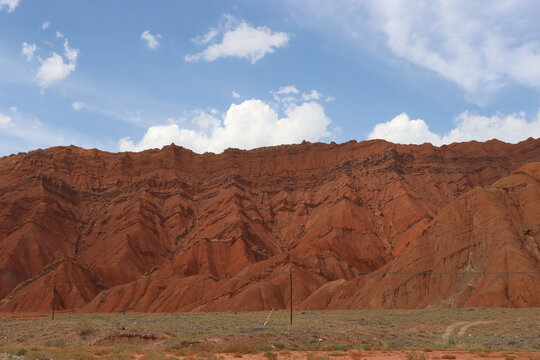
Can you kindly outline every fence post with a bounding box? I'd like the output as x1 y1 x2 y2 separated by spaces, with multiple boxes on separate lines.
289 269 293 325
51 284 56 320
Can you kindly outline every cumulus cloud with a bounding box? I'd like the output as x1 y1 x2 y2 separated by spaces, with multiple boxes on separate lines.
232 91 241 99
41 21 50 30
368 113 442 145
21 42 36 61
119 96 331 153
0 112 14 128
368 110 540 146
9 106 17 112
72 102 84 111
185 15 289 64
36 40 79 88
56 31 64 39
0 0 20 12
296 0 540 104
141 30 162 50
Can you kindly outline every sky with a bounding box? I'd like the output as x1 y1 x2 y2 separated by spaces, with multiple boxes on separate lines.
1 0 539 157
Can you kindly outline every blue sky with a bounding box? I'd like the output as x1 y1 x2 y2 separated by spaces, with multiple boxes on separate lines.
1 0 539 156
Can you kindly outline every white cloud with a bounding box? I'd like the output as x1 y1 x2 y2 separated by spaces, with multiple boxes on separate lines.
41 21 50 30
72 102 84 111
192 109 220 131
368 110 540 146
0 112 14 128
191 14 237 46
185 15 289 64
141 30 162 50
275 85 299 95
192 28 220 45
302 89 322 101
272 85 301 103
119 97 331 154
0 0 20 12
56 31 64 39
63 40 78 62
441 111 540 144
272 86 330 106
368 113 442 145
36 40 79 88
9 106 17 112
232 90 241 99
21 42 36 61
296 0 540 104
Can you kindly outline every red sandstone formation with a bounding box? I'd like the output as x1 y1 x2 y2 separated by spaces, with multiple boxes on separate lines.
0 138 539 312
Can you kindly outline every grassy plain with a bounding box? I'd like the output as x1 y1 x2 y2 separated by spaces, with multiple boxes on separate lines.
0 308 538 359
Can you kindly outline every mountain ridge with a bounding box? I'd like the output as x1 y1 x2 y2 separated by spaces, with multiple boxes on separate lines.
1 138 539 312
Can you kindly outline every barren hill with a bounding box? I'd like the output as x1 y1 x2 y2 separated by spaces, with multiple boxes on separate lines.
1 138 539 312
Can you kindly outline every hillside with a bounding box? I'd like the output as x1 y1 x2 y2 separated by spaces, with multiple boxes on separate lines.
1 138 539 312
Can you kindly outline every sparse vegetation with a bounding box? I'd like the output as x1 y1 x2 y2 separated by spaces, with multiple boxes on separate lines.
0 308 538 359
263 352 277 359
75 318 95 337
357 343 372 351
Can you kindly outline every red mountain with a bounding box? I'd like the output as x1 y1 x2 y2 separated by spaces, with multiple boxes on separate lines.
1 138 539 312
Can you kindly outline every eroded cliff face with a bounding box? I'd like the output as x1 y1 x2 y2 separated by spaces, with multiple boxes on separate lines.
1 138 539 312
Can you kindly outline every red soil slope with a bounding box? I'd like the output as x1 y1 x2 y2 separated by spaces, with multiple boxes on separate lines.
301 162 540 309
0 138 539 312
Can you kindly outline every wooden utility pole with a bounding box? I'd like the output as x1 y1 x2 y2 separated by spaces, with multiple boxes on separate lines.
289 269 293 325
51 284 56 320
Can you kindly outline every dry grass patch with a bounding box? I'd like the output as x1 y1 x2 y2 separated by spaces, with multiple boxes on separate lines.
0 308 538 358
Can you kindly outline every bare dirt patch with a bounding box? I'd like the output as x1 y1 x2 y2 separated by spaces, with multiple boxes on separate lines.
442 321 497 343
